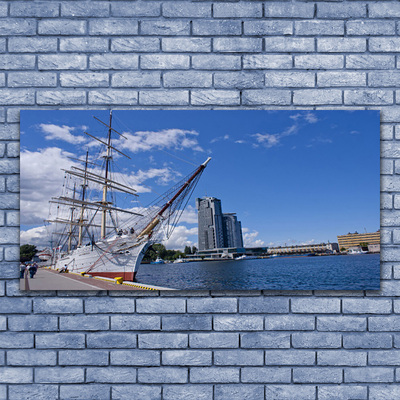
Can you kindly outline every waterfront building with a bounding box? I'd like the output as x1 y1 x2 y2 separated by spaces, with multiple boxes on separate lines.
268 242 339 255
196 196 244 251
337 231 380 251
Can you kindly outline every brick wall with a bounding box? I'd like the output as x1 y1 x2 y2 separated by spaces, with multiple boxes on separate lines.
1 1 400 398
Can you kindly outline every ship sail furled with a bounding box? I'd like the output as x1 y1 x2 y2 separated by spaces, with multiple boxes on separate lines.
47 111 211 282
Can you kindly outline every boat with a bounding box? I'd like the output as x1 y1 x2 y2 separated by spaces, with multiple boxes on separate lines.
37 249 52 261
236 255 258 260
173 257 187 263
47 111 211 281
151 257 165 265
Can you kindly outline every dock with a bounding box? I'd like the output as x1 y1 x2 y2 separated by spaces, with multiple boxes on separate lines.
20 268 174 291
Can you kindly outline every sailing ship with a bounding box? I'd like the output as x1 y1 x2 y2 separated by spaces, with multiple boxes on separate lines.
47 111 210 281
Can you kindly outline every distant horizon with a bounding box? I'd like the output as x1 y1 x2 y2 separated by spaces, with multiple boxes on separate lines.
20 110 380 251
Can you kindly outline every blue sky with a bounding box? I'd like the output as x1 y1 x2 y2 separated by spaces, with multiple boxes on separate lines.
20 110 380 249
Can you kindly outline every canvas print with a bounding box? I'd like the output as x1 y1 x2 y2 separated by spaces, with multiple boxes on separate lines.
20 110 380 291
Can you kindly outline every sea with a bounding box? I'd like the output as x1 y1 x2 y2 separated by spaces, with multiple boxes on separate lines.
137 254 381 291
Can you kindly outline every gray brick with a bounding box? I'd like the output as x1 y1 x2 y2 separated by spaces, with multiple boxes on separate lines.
264 37 315 52
292 333 341 349
0 161 18 175
214 38 262 53
141 21 189 36
139 333 187 349
59 350 108 366
38 54 87 70
35 367 84 383
110 350 159 366
0 367 32 383
190 367 239 383
318 3 366 18
294 89 342 105
112 2 159 17
7 349 56 366
343 299 392 314
189 333 239 348
162 38 210 53
347 20 395 36
193 20 241 36
345 367 393 383
112 38 160 52
39 19 86 35
162 315 211 331
0 333 33 348
242 367 291 383
85 298 135 313
34 298 83 313
293 367 342 383
371 386 400 400
86 367 136 383
346 55 395 69
191 90 239 106
213 3 262 18
8 72 56 88
36 333 85 349
214 350 263 366
214 315 263 331
343 333 392 349
241 332 290 349
111 315 160 330
265 72 315 88
60 315 109 331
266 350 315 366
244 21 292 36
369 350 400 365
318 38 366 53
214 385 264 399
369 316 400 331
370 71 400 87
382 210 400 226
265 385 316 400
61 72 109 87
163 2 210 18
187 298 237 313
8 315 57 331
369 3 400 18
0 55 35 70
0 297 31 313
37 90 86 105
60 38 108 53
9 37 57 53
0 316 5 330
0 124 19 140
292 298 341 313
239 297 289 313
90 54 138 70
318 72 366 87
9 385 58 400
295 55 344 70
264 2 314 18
318 350 366 366
0 19 36 35
163 385 212 400
61 2 109 17
11 2 59 17
138 367 187 383
141 55 189 70
90 19 138 35
318 385 367 400
4 246 19 260
90 90 138 105
345 89 393 105
317 316 366 331
140 90 188 105
192 55 241 70
162 350 211 366
370 38 400 53
112 385 161 400
0 3 7 17
242 89 291 105
295 20 344 35
163 71 211 88
265 315 315 331
87 332 137 349
60 385 110 400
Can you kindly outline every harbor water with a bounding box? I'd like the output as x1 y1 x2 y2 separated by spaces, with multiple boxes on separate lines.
137 254 381 291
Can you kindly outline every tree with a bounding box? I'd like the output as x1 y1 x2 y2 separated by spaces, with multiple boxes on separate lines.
20 244 37 262
184 246 192 255
192 246 198 254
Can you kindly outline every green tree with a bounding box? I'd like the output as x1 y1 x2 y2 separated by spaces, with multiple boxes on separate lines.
20 244 37 262
184 246 192 255
191 246 198 254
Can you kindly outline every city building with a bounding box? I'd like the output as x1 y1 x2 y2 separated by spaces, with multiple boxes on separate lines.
196 196 243 251
268 242 339 255
337 231 380 251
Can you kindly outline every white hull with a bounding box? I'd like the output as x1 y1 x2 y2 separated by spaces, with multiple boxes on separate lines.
52 235 151 281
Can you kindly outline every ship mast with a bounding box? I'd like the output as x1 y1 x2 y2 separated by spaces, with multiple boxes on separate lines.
77 150 89 247
67 183 76 252
101 110 113 239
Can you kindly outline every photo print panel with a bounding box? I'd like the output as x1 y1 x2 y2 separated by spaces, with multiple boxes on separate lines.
20 110 380 291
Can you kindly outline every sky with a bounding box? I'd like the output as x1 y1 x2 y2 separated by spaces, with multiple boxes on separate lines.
20 110 380 250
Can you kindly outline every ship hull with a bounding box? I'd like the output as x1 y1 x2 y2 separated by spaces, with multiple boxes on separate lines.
52 236 151 282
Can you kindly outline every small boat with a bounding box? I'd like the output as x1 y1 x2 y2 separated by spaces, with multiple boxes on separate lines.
173 257 187 264
151 257 165 264
236 255 258 260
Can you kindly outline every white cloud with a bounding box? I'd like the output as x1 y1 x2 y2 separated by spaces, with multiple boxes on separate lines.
114 129 204 153
253 124 298 149
243 229 265 247
162 225 198 250
290 112 318 124
210 134 230 144
178 205 198 224
39 124 87 144
20 225 51 248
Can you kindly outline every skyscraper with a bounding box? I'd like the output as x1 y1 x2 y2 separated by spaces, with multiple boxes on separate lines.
196 197 243 251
